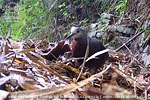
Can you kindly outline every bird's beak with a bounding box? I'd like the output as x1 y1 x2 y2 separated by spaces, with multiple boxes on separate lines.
65 33 75 39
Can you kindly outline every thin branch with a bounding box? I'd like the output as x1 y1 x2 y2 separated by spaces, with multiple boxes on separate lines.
77 37 89 81
115 30 145 52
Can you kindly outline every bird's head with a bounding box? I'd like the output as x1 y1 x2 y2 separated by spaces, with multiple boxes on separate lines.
66 27 86 40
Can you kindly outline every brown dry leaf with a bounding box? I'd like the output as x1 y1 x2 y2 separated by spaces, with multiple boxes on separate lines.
25 53 70 83
137 75 148 85
8 57 27 65
2 69 44 91
22 60 25 68
19 81 39 90
8 39 23 50
40 29 45 41
102 84 143 100
5 42 9 55
9 64 111 99
9 74 39 90
19 48 35 53
14 57 26 68
109 50 126 59
0 71 38 91
81 86 103 98
35 40 43 48
29 52 46 64
8 68 34 79
35 29 46 48
56 61 86 79
25 53 40 64
111 64 145 90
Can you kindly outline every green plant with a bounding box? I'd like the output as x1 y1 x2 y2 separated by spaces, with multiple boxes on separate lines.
0 0 54 40
101 23 109 31
58 2 69 17
145 27 150 38
79 18 89 25
115 0 127 16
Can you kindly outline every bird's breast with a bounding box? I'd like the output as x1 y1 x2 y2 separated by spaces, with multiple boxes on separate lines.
72 40 87 57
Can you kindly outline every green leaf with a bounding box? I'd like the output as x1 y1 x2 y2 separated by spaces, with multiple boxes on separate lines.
19 10 27 20
63 12 68 16
58 2 66 8
115 4 123 11
62 2 66 6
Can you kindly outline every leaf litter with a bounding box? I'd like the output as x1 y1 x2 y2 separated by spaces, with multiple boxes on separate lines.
0 36 149 100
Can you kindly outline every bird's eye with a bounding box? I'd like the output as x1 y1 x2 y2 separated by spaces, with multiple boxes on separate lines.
76 30 79 33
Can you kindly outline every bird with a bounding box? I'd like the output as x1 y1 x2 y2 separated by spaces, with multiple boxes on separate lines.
66 26 109 74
